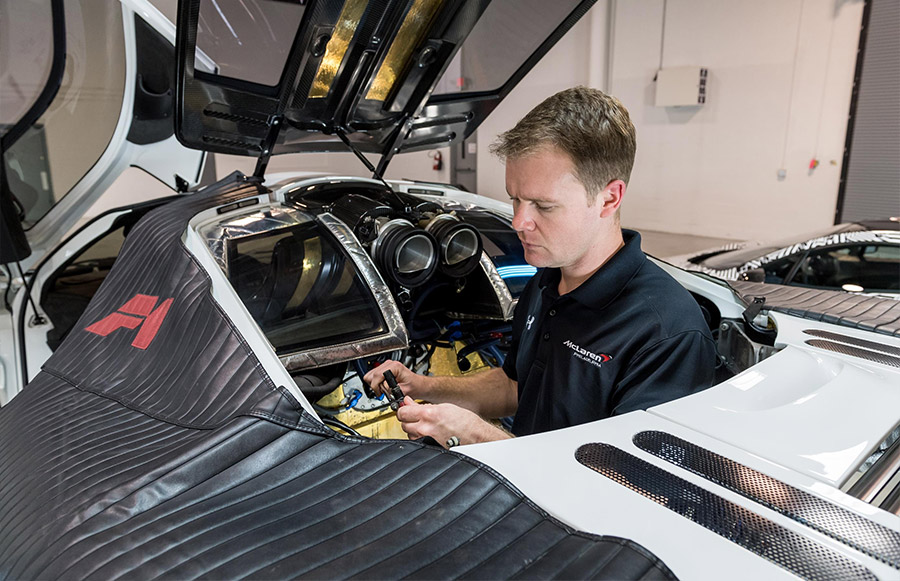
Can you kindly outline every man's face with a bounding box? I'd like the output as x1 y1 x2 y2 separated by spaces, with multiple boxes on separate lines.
506 147 615 271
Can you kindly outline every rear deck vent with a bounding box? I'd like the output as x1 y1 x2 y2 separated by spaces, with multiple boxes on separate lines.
803 329 900 357
804 339 900 368
632 431 900 569
575 443 877 581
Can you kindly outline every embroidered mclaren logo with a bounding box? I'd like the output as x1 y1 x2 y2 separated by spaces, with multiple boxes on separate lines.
563 340 611 368
85 294 174 349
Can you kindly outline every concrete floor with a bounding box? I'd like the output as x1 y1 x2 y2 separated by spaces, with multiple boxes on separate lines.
631 228 740 259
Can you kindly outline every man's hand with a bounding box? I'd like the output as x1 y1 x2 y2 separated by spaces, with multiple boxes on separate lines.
395 397 511 448
363 360 427 400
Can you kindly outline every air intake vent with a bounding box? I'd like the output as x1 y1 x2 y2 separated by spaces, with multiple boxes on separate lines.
575 443 877 581
804 339 900 368
803 329 900 358
632 431 900 569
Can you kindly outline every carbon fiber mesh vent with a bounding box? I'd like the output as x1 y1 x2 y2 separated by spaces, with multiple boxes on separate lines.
575 443 877 581
803 329 900 358
805 339 900 368
632 431 900 569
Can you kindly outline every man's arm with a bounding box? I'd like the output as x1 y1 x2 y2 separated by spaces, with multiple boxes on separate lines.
363 361 518 419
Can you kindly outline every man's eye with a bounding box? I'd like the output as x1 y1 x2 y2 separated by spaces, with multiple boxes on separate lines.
535 204 553 212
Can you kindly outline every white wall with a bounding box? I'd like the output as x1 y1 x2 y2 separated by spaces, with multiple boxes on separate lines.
476 2 611 201
214 147 451 185
473 0 864 241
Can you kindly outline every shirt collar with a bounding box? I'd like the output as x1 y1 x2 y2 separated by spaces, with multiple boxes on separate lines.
537 229 645 309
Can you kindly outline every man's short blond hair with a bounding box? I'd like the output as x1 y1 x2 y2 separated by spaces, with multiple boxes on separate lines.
490 86 636 203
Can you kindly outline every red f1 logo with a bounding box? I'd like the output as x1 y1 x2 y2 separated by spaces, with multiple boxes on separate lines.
85 294 174 349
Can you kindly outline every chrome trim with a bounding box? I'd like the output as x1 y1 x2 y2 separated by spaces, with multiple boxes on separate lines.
479 252 516 321
196 202 313 274
269 175 386 203
276 213 408 371
847 430 900 504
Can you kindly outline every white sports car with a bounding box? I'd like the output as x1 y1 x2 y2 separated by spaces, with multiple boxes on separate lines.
1 0 899 579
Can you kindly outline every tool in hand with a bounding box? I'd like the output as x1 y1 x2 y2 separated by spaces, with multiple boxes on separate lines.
383 370 405 411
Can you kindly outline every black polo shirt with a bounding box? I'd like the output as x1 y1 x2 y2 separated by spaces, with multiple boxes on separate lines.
503 230 716 436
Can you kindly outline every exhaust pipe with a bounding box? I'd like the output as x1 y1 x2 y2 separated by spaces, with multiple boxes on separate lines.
370 218 438 287
424 214 483 278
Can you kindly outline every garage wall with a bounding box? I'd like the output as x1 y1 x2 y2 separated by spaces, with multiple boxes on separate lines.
214 148 451 186
474 0 864 241
475 3 610 201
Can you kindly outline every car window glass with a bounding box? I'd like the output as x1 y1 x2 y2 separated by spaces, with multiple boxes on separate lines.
431 0 583 96
857 245 900 291
0 0 53 131
762 255 799 284
227 222 386 354
194 0 306 87
791 244 900 293
2 0 126 229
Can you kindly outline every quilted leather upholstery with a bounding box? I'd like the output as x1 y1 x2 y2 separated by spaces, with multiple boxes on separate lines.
0 173 675 580
730 281 900 337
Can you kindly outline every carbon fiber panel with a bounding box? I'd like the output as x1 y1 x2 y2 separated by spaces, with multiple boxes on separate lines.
805 339 900 368
575 443 877 581
632 431 900 569
803 329 900 357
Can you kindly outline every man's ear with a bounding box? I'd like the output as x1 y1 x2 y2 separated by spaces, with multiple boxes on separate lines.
598 180 625 218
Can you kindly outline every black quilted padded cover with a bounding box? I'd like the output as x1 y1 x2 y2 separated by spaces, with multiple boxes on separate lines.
730 281 900 338
0 173 675 580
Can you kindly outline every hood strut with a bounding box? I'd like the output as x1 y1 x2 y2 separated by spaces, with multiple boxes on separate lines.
253 116 285 179
336 128 395 192
375 113 413 177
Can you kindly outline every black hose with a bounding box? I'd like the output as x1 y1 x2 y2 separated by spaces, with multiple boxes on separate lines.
320 415 363 437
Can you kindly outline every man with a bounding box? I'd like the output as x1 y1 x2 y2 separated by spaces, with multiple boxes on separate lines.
364 87 716 447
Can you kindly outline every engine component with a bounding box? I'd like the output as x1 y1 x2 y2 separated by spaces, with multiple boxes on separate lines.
423 213 483 278
370 218 438 287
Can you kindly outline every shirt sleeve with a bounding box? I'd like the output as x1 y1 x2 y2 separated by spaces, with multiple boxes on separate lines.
610 330 717 416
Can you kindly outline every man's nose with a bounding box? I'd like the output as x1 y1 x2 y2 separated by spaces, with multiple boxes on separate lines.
511 206 534 232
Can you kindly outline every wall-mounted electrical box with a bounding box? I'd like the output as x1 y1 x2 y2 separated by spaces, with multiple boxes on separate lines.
655 66 708 107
